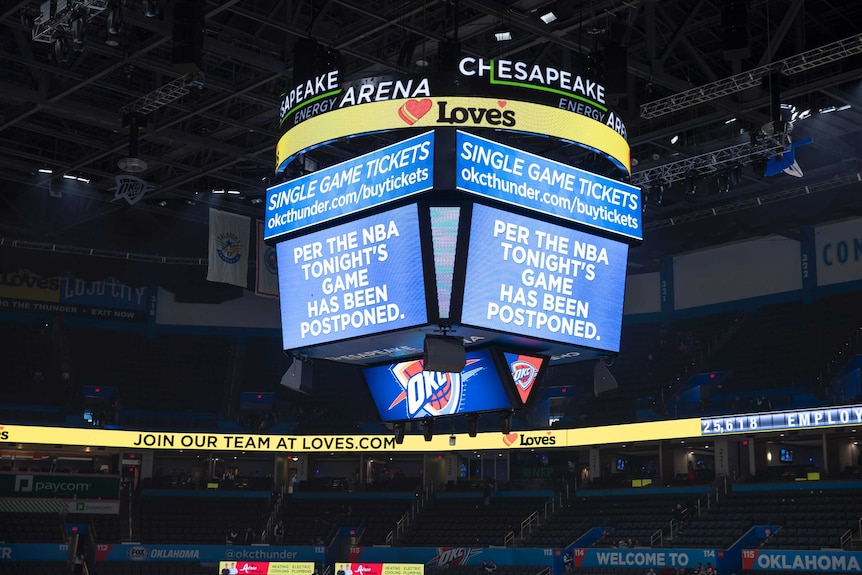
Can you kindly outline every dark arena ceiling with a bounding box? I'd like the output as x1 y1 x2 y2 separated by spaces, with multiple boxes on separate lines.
1 0 862 271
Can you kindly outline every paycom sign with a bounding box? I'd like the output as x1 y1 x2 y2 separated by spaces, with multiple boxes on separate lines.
0 473 120 498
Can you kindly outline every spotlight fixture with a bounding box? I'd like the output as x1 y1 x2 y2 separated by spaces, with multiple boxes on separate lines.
105 2 122 46
211 189 225 194
143 0 158 17
715 172 730 194
499 410 513 435
393 422 405 445
539 11 557 24
69 8 85 45
467 413 480 438
421 417 434 442
250 197 263 204
227 190 241 195
724 117 737 124
158 200 167 207
495 31 512 42
752 157 767 179
38 168 53 174
729 164 742 186
670 134 680 145
797 109 812 120
449 435 456 446
837 104 852 112
819 106 836 114
63 174 77 180
76 177 90 183
54 36 71 63
683 172 697 196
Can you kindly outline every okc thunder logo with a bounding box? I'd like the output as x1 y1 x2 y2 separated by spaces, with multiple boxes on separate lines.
387 359 482 418
511 360 538 391
216 232 243 264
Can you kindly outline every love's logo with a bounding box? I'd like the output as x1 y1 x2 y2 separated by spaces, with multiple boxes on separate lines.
397 98 433 125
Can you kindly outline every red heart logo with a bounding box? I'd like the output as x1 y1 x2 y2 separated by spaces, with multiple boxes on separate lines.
398 98 433 125
497 100 507 108
502 433 519 446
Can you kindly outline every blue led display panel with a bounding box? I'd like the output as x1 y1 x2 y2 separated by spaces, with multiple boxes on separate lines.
363 348 513 422
265 131 434 240
276 204 428 350
461 204 628 352
455 131 642 240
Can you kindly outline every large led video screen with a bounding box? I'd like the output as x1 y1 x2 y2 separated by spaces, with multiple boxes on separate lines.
461 204 628 352
455 131 642 240
277 204 428 350
363 348 513 422
265 131 434 241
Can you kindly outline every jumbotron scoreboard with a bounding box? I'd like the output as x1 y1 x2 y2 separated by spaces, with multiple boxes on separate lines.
264 56 641 368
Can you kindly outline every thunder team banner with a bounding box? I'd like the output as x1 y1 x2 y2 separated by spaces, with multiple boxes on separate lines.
455 131 641 240
265 132 434 240
275 97 630 175
208 209 251 288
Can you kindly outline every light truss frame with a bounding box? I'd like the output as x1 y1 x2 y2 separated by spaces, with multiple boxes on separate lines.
32 0 109 43
630 139 786 187
640 34 862 119
644 171 862 231
119 73 206 116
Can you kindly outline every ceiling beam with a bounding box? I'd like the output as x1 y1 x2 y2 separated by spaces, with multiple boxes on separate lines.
758 0 806 66
658 0 707 66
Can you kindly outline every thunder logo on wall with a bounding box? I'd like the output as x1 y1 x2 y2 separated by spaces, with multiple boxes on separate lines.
363 348 513 422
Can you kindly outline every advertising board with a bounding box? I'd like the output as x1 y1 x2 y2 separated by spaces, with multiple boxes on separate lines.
700 404 862 435
334 563 424 575
0 473 120 499
218 561 316 574
455 131 641 240
275 97 630 175
276 204 428 350
461 204 628 352
0 270 148 321
278 59 624 140
265 132 434 241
